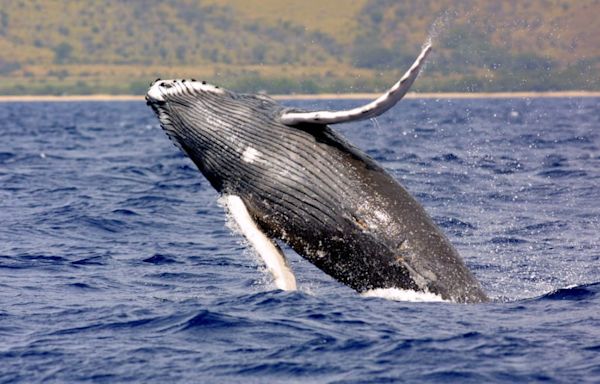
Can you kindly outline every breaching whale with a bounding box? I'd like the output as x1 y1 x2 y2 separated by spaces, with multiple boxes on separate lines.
145 43 488 303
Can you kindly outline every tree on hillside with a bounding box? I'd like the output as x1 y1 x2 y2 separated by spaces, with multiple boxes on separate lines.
53 42 73 64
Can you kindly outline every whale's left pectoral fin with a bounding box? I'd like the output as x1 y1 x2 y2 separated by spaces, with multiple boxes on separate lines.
225 195 297 291
280 43 432 126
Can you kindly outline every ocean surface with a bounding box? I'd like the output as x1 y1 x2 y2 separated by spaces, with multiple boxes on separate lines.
0 97 598 383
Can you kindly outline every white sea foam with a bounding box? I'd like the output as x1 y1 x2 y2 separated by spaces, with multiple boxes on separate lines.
361 288 447 303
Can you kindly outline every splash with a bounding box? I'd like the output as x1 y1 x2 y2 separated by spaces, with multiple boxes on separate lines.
425 6 476 50
362 288 447 303
425 9 455 50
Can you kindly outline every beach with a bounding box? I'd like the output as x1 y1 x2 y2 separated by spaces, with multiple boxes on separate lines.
0 91 599 102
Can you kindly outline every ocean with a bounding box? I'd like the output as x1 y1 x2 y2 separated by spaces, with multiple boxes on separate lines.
0 97 598 383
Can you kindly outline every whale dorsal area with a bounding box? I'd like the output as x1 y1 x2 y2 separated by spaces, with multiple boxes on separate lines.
279 43 432 126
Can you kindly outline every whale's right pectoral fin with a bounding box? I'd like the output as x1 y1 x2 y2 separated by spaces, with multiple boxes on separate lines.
279 43 432 126
225 195 297 291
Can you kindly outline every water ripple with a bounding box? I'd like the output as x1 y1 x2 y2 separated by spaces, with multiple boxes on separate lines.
0 99 598 383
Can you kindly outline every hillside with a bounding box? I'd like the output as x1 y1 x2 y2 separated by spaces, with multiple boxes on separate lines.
0 0 598 95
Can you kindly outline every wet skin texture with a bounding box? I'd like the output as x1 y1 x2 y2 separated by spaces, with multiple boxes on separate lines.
146 81 488 303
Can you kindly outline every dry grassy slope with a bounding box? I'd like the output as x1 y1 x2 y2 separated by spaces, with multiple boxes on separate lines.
0 0 356 66
481 1 600 60
0 0 598 93
201 0 368 45
355 0 600 64
3 0 598 65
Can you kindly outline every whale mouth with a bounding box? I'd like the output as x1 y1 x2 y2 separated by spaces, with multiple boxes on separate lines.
145 78 224 106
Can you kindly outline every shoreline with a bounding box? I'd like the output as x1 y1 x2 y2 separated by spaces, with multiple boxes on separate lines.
0 91 599 102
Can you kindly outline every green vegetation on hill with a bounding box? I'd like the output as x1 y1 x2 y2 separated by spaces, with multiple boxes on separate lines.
1 0 598 95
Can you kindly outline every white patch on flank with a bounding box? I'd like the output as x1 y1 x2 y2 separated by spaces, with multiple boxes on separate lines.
354 198 393 232
362 288 446 303
374 209 390 224
242 147 261 164
224 195 296 291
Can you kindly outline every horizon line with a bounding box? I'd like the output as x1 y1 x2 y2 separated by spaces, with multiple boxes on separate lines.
0 91 599 102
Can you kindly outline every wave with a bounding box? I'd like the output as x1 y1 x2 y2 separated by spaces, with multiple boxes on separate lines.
537 282 600 301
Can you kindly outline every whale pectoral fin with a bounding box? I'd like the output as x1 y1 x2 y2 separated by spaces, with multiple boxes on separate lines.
279 43 432 126
224 195 297 291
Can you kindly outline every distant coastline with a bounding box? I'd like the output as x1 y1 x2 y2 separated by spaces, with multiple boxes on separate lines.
0 91 599 102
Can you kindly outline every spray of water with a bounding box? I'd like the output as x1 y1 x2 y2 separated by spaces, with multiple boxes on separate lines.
362 288 446 303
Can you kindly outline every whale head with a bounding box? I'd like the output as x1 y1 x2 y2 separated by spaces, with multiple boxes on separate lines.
145 78 284 191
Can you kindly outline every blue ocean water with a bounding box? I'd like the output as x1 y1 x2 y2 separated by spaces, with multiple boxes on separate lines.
0 97 598 383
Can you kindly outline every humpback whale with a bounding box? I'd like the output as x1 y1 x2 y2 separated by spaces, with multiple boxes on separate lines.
146 43 488 303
